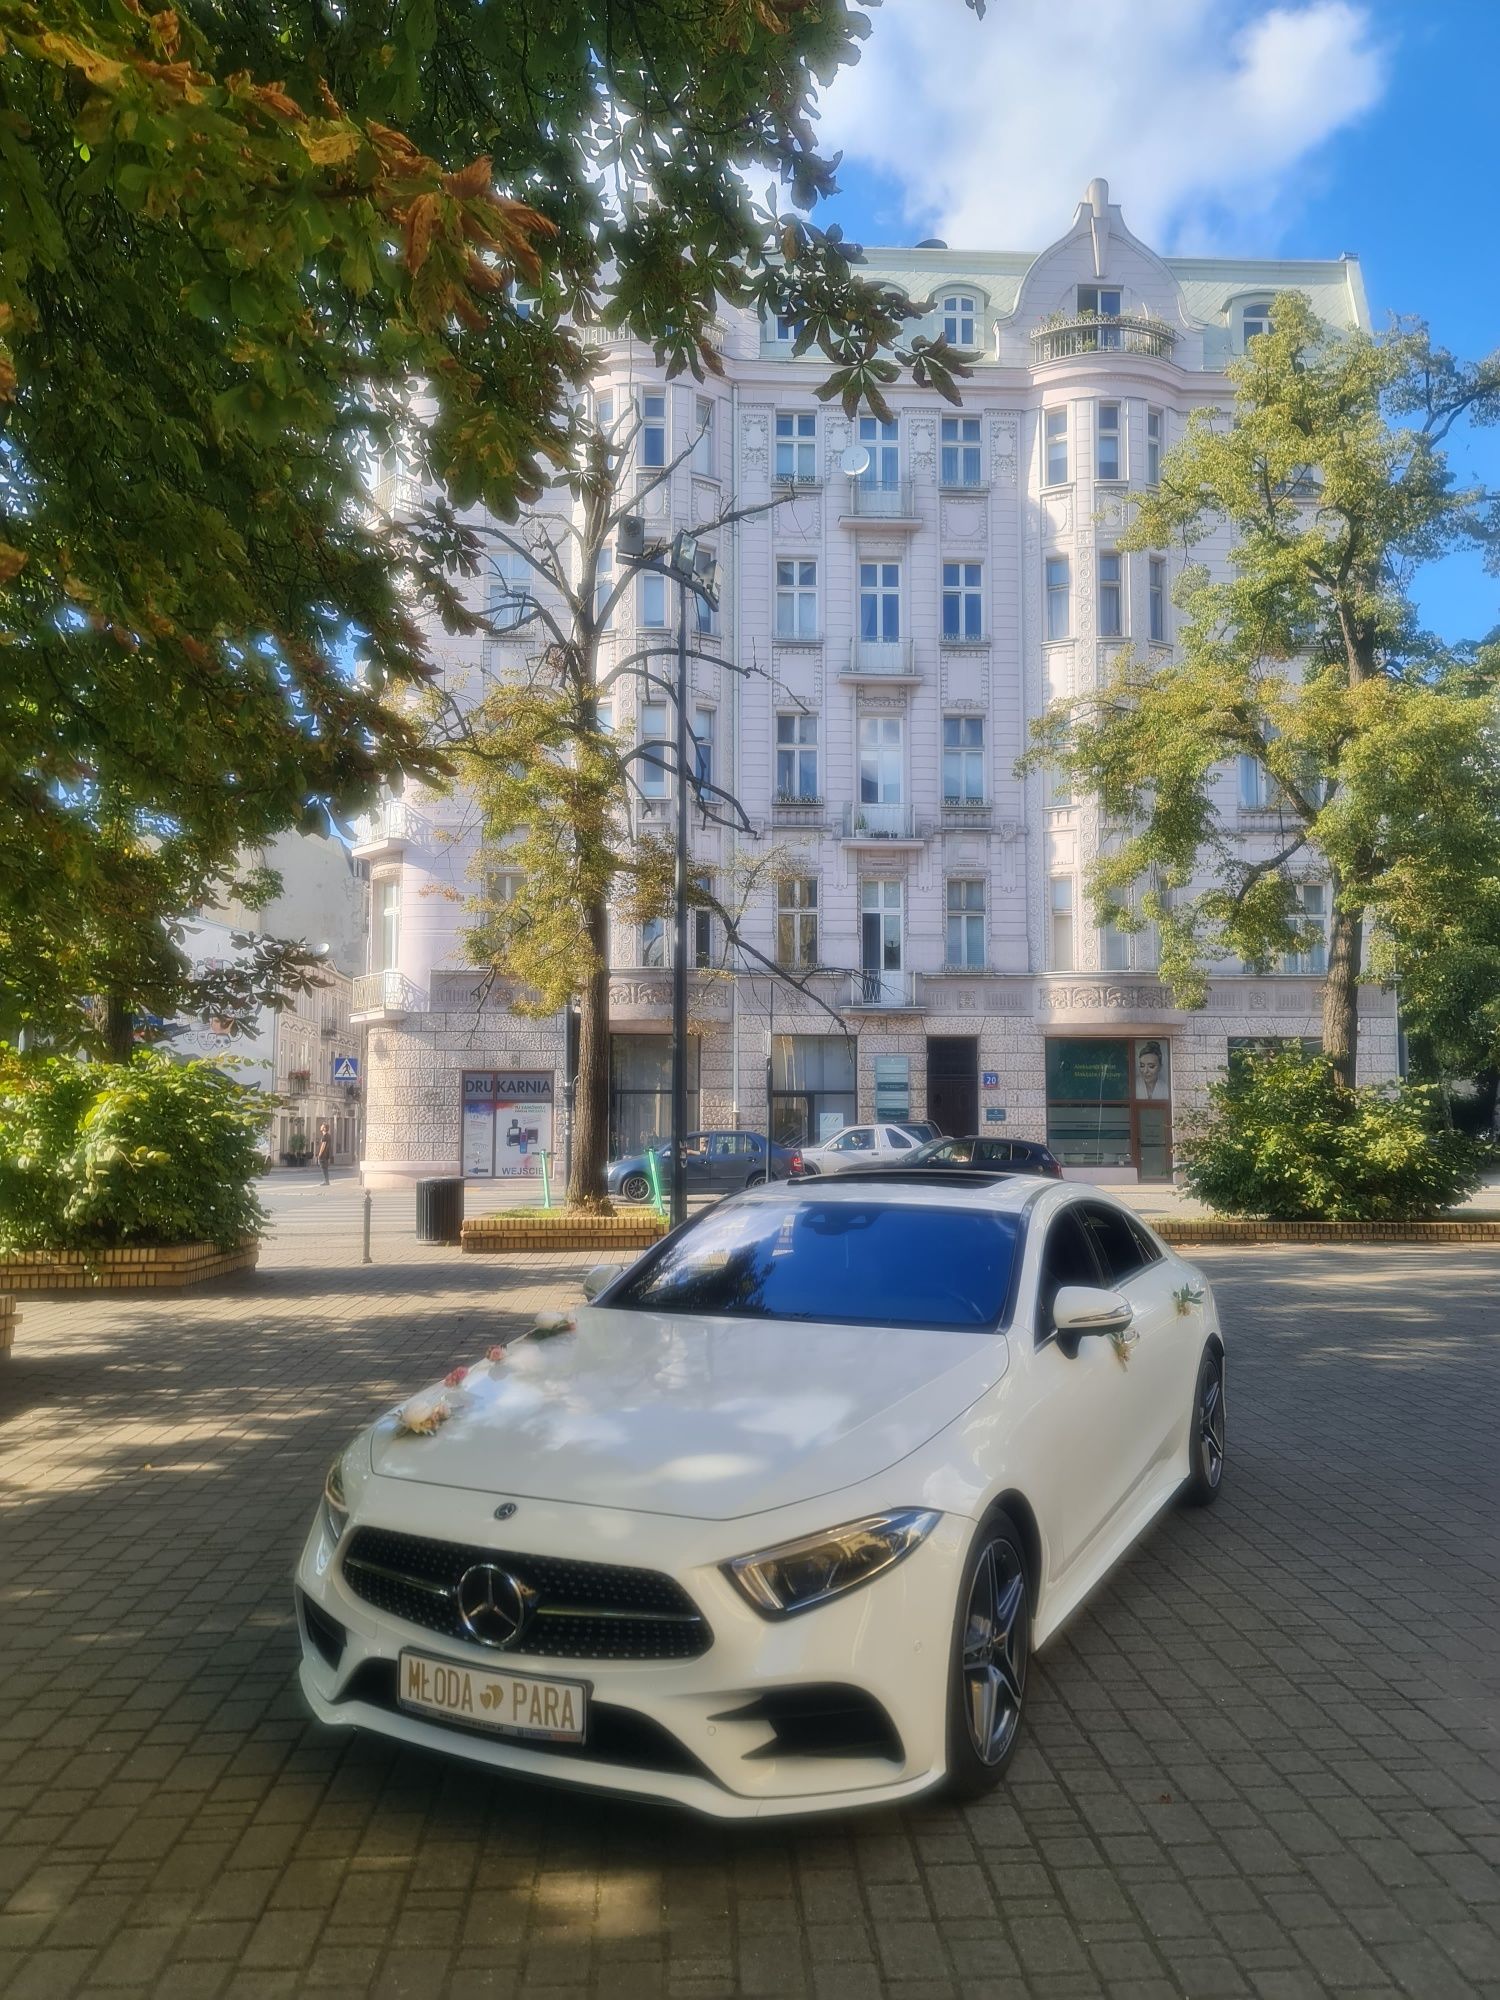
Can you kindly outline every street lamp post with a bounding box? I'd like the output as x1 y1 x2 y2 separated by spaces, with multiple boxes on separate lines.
615 524 717 1230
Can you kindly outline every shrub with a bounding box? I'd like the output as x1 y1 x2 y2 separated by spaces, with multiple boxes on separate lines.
1180 1048 1485 1221
0 1052 269 1252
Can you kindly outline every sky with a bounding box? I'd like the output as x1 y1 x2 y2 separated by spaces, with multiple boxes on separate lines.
809 0 1499 646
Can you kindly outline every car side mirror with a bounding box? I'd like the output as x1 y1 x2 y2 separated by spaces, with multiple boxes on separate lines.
581 1263 624 1302
1052 1284 1133 1358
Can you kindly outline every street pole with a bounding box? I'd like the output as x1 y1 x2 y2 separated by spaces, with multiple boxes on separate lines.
671 577 690 1228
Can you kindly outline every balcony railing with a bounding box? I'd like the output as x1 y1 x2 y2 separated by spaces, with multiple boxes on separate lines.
771 796 827 829
1031 314 1178 363
839 476 917 521
941 799 993 828
574 319 726 352
841 802 917 841
846 970 920 1011
845 636 916 678
350 971 428 1020
350 800 427 858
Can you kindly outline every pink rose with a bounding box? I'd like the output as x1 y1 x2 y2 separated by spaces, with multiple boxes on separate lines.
486 1346 506 1364
443 1366 468 1387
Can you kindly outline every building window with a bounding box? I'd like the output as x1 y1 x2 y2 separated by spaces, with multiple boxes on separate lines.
594 389 614 430
940 416 982 487
485 550 534 631
1050 877 1074 971
775 411 817 482
1149 556 1166 642
859 713 904 804
1283 883 1328 974
1101 918 1131 971
640 571 668 629
1044 408 1068 485
941 560 983 642
1239 753 1276 810
1045 1038 1171 1174
1146 408 1162 485
694 552 717 635
692 396 715 477
942 293 978 347
1045 555 1071 640
641 390 666 468
858 415 899 489
692 705 715 789
775 557 817 639
1096 401 1121 481
1242 299 1273 346
943 715 985 803
487 868 523 910
946 879 985 968
611 1033 699 1153
771 312 799 344
640 701 670 798
593 544 614 627
1078 284 1123 347
859 561 901 641
1098 551 1123 638
376 877 400 971
861 879 904 978
594 698 613 735
776 712 819 799
770 1033 853 1147
776 878 818 969
692 873 714 969
640 916 666 967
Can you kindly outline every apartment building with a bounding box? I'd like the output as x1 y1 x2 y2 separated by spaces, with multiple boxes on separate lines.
351 179 1397 1188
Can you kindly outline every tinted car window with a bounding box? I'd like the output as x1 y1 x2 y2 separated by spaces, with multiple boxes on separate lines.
885 1127 914 1150
974 1140 1009 1164
608 1199 1022 1331
1038 1209 1101 1333
1079 1203 1151 1286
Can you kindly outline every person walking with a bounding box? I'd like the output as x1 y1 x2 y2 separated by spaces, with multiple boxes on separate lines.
315 1122 333 1186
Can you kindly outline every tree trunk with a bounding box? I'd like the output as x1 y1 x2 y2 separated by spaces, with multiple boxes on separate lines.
1321 888 1361 1089
566 897 612 1209
104 993 135 1064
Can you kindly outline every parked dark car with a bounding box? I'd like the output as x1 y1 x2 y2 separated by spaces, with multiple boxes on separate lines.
907 1135 1064 1178
607 1130 803 1203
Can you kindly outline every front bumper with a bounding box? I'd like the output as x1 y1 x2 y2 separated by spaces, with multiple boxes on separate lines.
294 1483 967 1819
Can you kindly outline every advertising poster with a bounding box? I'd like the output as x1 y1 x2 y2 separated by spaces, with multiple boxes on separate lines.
461 1070 554 1178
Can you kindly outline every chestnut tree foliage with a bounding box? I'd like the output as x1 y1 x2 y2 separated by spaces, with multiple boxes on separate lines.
0 0 979 1048
1027 293 1500 1088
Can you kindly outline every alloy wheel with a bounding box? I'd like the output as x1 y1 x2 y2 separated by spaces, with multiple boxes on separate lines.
961 1539 1028 1765
619 1173 649 1204
1199 1354 1225 1487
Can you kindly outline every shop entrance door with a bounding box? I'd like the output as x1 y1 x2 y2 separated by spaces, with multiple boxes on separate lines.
927 1037 978 1137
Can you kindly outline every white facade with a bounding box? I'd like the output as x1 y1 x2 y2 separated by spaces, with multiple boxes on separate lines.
354 181 1397 1188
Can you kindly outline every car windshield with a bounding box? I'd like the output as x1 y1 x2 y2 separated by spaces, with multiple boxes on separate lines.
605 1198 1020 1330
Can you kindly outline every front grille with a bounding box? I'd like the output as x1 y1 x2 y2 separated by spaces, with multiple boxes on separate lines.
340 1526 711 1661
335 1659 717 1783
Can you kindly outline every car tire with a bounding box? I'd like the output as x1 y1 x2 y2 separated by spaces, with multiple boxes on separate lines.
1181 1342 1226 1507
942 1512 1031 1800
745 1170 767 1188
618 1172 650 1204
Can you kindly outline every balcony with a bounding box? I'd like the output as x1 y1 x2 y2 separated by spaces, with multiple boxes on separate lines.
837 477 919 528
846 970 921 1012
574 319 726 353
350 971 428 1023
1031 314 1178 364
840 802 923 846
771 796 828 831
350 800 428 861
840 636 919 684
940 799 993 830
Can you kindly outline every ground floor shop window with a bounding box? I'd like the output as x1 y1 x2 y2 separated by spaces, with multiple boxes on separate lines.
610 1035 700 1155
771 1034 856 1146
1045 1038 1172 1179
1227 1035 1323 1074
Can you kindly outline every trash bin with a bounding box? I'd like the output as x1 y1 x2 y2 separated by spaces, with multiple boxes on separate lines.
416 1175 465 1245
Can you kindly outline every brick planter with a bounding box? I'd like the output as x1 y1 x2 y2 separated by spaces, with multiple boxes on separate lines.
0 1240 260 1293
0 1294 18 1357
1158 1218 1500 1247
461 1211 669 1255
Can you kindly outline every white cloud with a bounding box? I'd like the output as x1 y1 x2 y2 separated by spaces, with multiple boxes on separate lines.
816 0 1387 253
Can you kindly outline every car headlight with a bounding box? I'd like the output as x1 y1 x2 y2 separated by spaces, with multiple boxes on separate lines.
723 1509 941 1619
322 1452 350 1541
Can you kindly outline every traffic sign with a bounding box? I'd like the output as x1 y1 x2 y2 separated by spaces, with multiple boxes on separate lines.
332 1054 360 1083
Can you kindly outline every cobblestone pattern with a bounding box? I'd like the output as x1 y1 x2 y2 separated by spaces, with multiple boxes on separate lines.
1 1184 1497 1999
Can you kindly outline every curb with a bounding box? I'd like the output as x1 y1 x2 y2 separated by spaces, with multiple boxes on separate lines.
1157 1219 1500 1246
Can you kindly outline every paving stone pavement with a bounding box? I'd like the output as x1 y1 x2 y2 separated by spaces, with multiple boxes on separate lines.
1 1185 1498 2000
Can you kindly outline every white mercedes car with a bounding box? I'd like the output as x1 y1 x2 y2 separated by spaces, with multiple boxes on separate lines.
295 1171 1225 1819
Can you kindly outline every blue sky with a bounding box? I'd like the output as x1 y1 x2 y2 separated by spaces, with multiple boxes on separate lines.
811 0 1498 646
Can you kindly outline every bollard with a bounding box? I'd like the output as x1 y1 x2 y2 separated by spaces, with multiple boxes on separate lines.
645 1146 666 1218
538 1149 552 1210
362 1190 372 1265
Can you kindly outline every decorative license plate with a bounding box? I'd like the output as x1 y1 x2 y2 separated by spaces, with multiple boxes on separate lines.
397 1650 587 1743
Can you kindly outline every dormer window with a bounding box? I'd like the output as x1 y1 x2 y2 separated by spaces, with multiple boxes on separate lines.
942 293 978 348
770 312 801 344
1078 285 1123 349
1242 299 1273 347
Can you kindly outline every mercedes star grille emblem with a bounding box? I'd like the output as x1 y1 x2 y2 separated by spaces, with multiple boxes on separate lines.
456 1563 535 1648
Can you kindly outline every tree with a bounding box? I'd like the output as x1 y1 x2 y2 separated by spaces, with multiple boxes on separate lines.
1026 294 1500 1086
2 1 977 1044
430 408 839 1207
